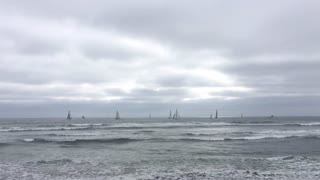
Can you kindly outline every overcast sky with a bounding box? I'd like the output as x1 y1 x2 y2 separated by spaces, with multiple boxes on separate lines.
0 0 319 117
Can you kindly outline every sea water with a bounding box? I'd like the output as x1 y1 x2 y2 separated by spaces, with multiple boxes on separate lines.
1 117 320 179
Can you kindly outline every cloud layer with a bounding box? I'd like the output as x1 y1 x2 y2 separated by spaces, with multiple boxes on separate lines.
0 0 319 117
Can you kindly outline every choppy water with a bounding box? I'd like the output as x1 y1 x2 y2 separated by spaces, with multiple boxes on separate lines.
1 117 320 179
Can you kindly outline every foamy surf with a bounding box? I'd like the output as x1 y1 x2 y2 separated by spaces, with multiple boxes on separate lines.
23 138 35 142
1 117 320 179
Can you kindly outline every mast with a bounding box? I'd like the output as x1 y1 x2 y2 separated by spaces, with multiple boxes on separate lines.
168 110 172 119
115 110 120 120
215 109 218 119
67 110 72 120
175 109 179 119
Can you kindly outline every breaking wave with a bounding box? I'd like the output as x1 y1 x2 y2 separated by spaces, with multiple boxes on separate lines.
183 132 253 137
267 155 308 161
21 135 320 145
22 138 142 144
175 135 320 142
2 121 320 133
231 121 320 126
0 126 91 132
66 123 106 127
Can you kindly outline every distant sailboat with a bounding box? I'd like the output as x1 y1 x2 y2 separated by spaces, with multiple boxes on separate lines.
115 110 120 120
215 109 218 119
82 115 85 119
175 109 180 119
149 113 151 119
241 113 243 118
170 109 180 119
210 113 213 119
67 110 72 120
168 110 172 119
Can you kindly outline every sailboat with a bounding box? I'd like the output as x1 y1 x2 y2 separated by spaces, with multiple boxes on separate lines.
210 113 213 119
67 110 72 120
175 109 180 119
115 110 120 120
168 110 172 119
149 113 151 119
172 113 176 119
241 113 243 118
215 109 218 119
82 115 85 119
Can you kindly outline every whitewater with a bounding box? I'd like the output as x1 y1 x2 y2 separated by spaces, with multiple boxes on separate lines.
1 116 320 179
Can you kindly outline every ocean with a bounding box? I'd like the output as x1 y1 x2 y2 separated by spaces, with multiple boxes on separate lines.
1 116 320 179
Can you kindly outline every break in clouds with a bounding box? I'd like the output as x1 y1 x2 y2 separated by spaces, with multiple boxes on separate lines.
0 0 320 117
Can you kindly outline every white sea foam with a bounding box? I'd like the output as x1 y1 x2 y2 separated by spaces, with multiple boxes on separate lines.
0 126 90 132
23 138 34 142
2 117 320 180
68 123 104 127
300 122 320 126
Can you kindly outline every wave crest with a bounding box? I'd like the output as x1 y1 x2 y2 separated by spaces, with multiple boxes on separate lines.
22 138 142 144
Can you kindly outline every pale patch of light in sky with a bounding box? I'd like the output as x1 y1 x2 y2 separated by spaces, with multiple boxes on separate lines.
183 86 253 101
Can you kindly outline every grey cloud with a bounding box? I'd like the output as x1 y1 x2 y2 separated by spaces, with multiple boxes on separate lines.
221 60 320 96
0 0 319 117
2 0 320 58
0 31 61 56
